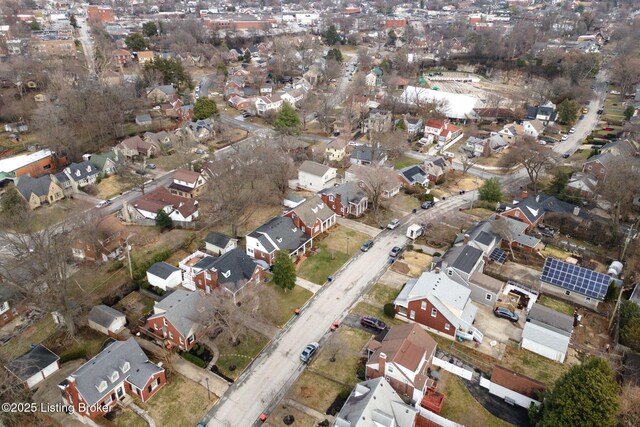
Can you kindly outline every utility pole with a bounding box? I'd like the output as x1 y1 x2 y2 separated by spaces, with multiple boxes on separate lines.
126 234 134 280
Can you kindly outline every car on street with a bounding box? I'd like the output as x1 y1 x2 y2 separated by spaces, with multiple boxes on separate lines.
597 109 604 115
300 342 319 363
561 135 568 141
569 127 576 133
135 169 147 176
95 200 111 208
602 127 614 131
421 201 434 209
361 240 374 252
562 152 571 159
360 316 387 331
493 307 519 322
611 90 621 95
145 163 156 169
579 114 585 120
387 219 400 229
389 246 403 258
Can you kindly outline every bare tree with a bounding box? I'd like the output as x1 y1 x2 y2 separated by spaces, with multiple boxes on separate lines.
619 384 640 427
357 166 399 225
502 136 555 193
596 157 640 241
610 54 640 98
460 154 478 175
491 217 519 261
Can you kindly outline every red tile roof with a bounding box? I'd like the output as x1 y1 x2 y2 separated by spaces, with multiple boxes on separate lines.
133 187 198 218
490 366 546 399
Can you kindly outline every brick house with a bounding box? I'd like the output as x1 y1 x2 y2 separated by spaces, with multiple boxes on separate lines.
424 119 462 143
0 286 20 327
393 270 483 343
319 181 368 217
145 290 200 351
498 191 587 231
582 140 637 182
59 338 165 420
282 196 336 238
365 324 437 403
115 136 157 159
245 216 313 265
111 49 130 66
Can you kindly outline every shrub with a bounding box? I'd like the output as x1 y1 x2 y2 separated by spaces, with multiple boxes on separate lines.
60 346 88 363
406 244 414 251
433 252 442 257
435 177 445 185
153 286 165 296
415 248 424 253
383 303 396 318
106 260 124 272
181 352 206 368
418 193 435 202
338 387 352 400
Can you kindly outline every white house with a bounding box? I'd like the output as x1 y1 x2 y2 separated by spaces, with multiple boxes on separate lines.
521 303 573 363
204 232 238 255
254 95 283 116
480 366 546 409
522 119 544 138
63 161 101 191
88 305 127 336
123 187 199 223
146 262 183 291
297 160 337 192
5 345 60 389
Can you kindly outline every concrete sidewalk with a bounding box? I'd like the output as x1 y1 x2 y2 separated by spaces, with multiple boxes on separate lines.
296 277 322 294
337 217 382 237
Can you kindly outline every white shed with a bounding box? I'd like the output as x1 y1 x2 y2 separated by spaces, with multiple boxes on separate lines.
6 345 60 389
147 262 183 291
521 303 573 363
407 224 423 240
88 305 126 336
204 232 238 255
480 366 546 409
297 161 337 192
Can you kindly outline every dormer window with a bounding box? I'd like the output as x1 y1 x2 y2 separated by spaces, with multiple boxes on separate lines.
96 380 108 393
110 371 119 382
76 170 81 177
120 361 130 373
276 237 283 243
86 166 92 172
222 270 231 279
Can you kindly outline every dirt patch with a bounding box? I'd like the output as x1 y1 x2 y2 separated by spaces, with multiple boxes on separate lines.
391 261 411 275
114 291 156 325
572 308 612 354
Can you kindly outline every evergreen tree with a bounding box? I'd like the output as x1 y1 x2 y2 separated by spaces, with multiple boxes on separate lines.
326 48 343 63
142 21 158 37
125 33 147 51
30 20 41 31
0 187 26 217
396 119 406 131
273 101 301 134
324 25 340 46
624 105 635 121
387 30 398 46
155 209 173 230
272 251 296 292
478 178 503 203
69 14 78 29
557 99 579 125
193 98 218 120
143 57 193 90
242 49 252 63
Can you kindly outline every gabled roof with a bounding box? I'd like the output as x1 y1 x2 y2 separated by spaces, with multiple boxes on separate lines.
490 366 546 399
206 248 261 293
399 165 428 185
147 262 180 280
248 216 311 254
6 345 59 381
318 181 367 204
286 196 335 226
350 145 384 163
149 290 200 338
66 160 100 182
131 187 198 219
368 323 436 372
204 232 235 249
447 245 484 274
89 151 117 170
88 305 125 330
64 338 162 407
502 193 584 223
117 135 153 153
173 169 202 184
527 303 573 336
16 174 54 199
299 160 333 177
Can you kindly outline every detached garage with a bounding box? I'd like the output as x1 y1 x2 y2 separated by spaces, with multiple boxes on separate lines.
147 262 182 290
521 303 573 363
5 345 60 389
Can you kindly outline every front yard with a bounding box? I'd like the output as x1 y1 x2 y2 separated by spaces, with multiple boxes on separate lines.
391 250 433 277
214 329 270 380
95 175 137 199
28 198 94 231
257 282 313 327
286 370 345 415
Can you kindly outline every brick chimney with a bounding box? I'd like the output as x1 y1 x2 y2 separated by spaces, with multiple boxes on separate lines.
379 352 387 374
463 234 470 244
521 190 528 199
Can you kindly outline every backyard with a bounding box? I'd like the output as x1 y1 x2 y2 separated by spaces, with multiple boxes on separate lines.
537 294 575 316
0 315 57 359
114 291 156 325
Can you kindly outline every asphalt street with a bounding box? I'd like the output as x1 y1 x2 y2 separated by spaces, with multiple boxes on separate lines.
203 193 475 426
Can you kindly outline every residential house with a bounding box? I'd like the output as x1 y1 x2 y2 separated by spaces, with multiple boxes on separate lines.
135 114 152 127
204 232 238 255
424 119 462 143
89 151 120 176
297 161 337 192
60 338 165 419
122 187 199 223
463 133 508 157
146 85 177 103
280 88 305 107
567 171 598 199
345 164 401 199
522 119 544 138
0 286 20 327
168 169 207 198
334 378 419 427
525 102 557 125
15 174 65 209
245 216 313 265
498 122 525 145
398 164 429 187
145 290 200 351
365 324 437 402
422 156 453 183
255 95 283 116
482 366 546 409
185 118 215 141
144 131 175 150
189 248 264 300
582 139 638 182
111 49 130 66
283 196 337 238
350 145 387 166
6 345 59 389
63 161 100 191
54 172 72 196
362 109 392 134
365 67 384 87
115 136 157 158
70 217 125 263
319 181 368 217
146 262 182 291
228 95 252 111
393 270 483 342
404 115 424 137
521 303 573 363
137 50 155 65
88 305 126 337
539 257 610 309
388 76 409 91
498 191 586 231
324 138 349 162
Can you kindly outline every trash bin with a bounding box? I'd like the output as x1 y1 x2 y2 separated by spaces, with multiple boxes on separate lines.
412 208 417 214
327 275 333 282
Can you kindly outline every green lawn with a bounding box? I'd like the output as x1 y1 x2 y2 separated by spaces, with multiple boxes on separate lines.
310 326 371 386
440 374 514 427
259 282 313 327
393 156 421 169
0 315 57 359
349 301 404 326
287 370 345 414
537 295 575 316
297 244 350 285
215 329 270 380
465 208 495 218
367 283 400 306
114 408 147 427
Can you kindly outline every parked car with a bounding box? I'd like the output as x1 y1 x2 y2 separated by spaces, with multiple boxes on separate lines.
569 127 576 133
360 316 386 331
602 127 614 131
95 200 111 209
145 163 156 169
421 201 434 209
561 135 568 141
387 219 400 230
562 152 571 159
579 114 585 120
361 240 374 252
389 246 403 258
300 342 319 363
135 169 147 176
195 149 205 155
493 307 519 322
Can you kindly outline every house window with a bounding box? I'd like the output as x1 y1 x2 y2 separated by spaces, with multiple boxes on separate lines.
247 248 254 254
387 365 394 373
205 272 211 281
409 310 415 320
163 318 167 326
169 332 173 339
421 301 427 310
110 371 119 382
444 323 451 331
514 211 520 217
2 314 7 321
485 293 492 301
431 308 437 317
329 195 334 202
153 323 158 330
585 297 592 303
447 269 453 276
565 290 571 296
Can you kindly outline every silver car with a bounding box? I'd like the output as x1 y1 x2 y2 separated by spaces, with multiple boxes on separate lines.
300 342 319 363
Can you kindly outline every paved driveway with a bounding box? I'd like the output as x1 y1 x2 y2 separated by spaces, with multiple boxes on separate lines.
473 303 524 343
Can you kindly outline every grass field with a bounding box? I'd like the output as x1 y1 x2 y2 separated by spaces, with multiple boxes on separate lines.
349 301 404 326
393 156 421 169
320 225 370 255
0 315 57 359
537 295 575 316
297 245 349 285
215 329 270 380
114 408 147 427
367 283 400 306
501 344 571 384
258 282 313 327
309 326 371 386
287 371 344 414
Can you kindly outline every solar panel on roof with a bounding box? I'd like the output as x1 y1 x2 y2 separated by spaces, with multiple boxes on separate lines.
489 248 507 264
540 257 611 300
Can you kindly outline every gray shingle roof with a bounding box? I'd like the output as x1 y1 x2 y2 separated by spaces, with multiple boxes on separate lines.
207 248 260 293
204 232 235 249
527 303 573 336
286 196 335 227
66 160 100 182
65 338 162 407
319 181 367 204
149 290 200 338
350 145 383 163
399 165 427 185
250 216 312 254
16 174 53 199
88 305 125 329
450 245 484 274
6 345 59 381
147 262 180 280
299 160 332 177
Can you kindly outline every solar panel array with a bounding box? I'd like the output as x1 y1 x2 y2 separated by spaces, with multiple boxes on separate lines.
489 248 507 264
541 257 611 300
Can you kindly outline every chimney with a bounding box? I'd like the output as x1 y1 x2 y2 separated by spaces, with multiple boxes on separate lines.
573 206 580 216
379 352 387 374
463 234 470 244
521 190 528 199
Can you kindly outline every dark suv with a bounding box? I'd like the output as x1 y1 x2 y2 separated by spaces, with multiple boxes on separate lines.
360 316 387 331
